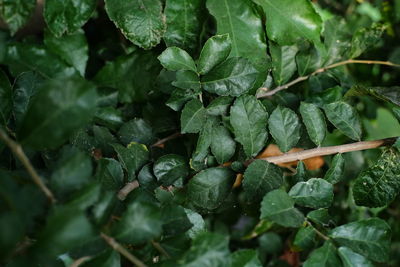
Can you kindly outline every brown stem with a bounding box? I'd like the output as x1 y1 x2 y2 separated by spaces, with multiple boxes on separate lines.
117 180 140 201
257 59 400 98
306 221 330 241
151 132 182 148
69 256 92 267
151 240 171 259
254 137 397 165
0 129 56 203
100 233 147 267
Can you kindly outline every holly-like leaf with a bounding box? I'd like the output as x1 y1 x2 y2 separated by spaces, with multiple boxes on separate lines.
0 0 35 35
201 57 258 97
158 47 197 72
338 247 373 267
299 102 327 147
44 0 96 37
289 178 334 209
181 99 206 134
323 101 362 141
268 106 301 152
198 34 232 75
153 154 189 186
187 167 235 210
353 149 400 208
210 125 236 164
329 218 391 262
95 158 124 191
269 42 298 85
303 242 342 267
105 0 166 49
243 160 283 203
230 95 268 158
324 154 345 184
260 189 305 228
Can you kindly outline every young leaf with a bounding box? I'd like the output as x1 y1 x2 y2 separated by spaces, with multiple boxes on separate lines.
323 101 362 141
158 47 197 72
112 143 149 176
243 160 283 203
338 247 374 267
260 189 305 228
230 95 268 157
105 0 166 49
353 149 400 208
0 0 36 35
153 154 189 186
289 178 334 209
95 158 124 191
231 249 262 267
299 102 327 146
18 76 98 149
329 218 391 262
210 125 236 164
187 167 235 210
198 34 232 75
44 0 96 37
324 153 345 184
201 57 258 96
180 99 206 133
303 242 342 267
293 226 317 251
269 42 299 85
268 106 301 152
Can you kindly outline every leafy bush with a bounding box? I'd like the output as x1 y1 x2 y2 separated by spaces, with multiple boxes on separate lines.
1 0 400 266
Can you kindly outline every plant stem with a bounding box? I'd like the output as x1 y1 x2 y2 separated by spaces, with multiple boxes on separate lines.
117 180 140 201
0 129 56 203
257 59 400 98
151 132 182 148
151 240 171 259
100 233 147 267
254 137 397 165
69 256 92 267
306 221 330 241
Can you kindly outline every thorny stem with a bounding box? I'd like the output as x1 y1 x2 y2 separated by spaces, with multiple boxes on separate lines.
100 233 147 267
0 129 56 203
256 59 400 98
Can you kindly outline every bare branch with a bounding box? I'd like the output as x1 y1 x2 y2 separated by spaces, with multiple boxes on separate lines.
257 59 400 99
151 240 171 259
117 180 140 201
0 129 56 203
151 132 182 148
69 256 92 267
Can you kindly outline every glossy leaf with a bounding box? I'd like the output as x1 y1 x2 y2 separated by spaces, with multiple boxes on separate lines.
323 18 351 65
198 34 232 75
180 99 206 134
293 161 308 183
299 102 327 146
44 0 96 37
230 95 268 157
117 118 154 146
158 47 197 72
206 96 234 116
338 247 373 267
191 118 216 171
260 189 305 228
289 178 334 209
268 106 301 152
231 249 262 267
162 204 192 237
293 226 317 251
323 101 362 141
329 218 391 262
270 42 298 85
243 160 283 203
105 0 166 49
112 142 149 176
187 167 235 210
95 158 124 191
201 57 258 96
0 0 36 35
303 242 342 267
185 208 206 239
210 125 236 164
348 85 400 107
172 70 201 91
296 46 323 76
324 154 345 184
154 154 189 186
307 209 334 228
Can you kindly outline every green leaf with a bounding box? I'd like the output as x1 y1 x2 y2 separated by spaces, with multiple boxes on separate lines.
81 250 120 267
243 160 283 203
0 0 36 35
112 142 149 176
324 154 345 184
44 0 97 37
117 118 154 146
172 70 201 91
260 189 305 228
303 242 342 267
187 167 235 210
206 96 234 116
0 69 12 125
231 249 262 267
268 106 301 152
323 101 362 141
299 102 327 146
198 34 232 75
94 107 124 131
230 95 268 157
289 178 334 209
185 208 206 239
164 0 203 53
112 200 162 244
44 29 88 76
191 118 216 171
153 154 189 186
349 24 386 58
296 46 323 76
167 89 198 111
95 158 124 191
337 247 373 267
307 209 334 228
270 42 298 85
180 99 206 134
393 107 400 122
201 57 258 96
105 0 166 49
158 47 197 72
323 18 351 65
18 75 98 149
293 161 308 183
329 218 391 262
258 232 283 255
348 85 400 107
353 149 400 208
254 0 323 47
293 226 317 251
162 204 193 237
210 125 236 164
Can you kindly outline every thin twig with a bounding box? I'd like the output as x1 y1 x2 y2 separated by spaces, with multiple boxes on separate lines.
117 180 140 201
69 256 92 267
100 233 147 267
151 240 171 259
0 129 56 203
257 59 400 98
151 132 182 148
306 221 330 241
253 137 396 165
